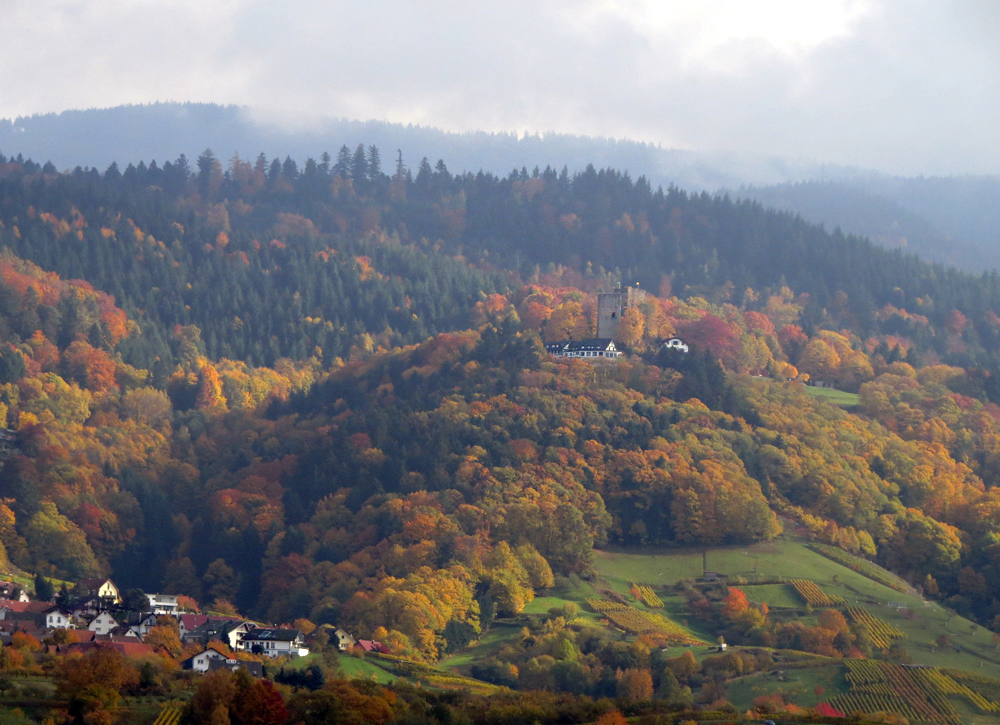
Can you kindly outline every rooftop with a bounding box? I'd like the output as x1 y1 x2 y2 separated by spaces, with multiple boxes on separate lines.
243 627 302 642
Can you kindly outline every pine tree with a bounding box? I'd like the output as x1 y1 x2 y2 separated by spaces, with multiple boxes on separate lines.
367 145 382 182
334 145 351 177
351 144 369 183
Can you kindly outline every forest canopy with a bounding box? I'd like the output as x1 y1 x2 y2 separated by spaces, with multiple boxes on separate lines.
2 146 1000 661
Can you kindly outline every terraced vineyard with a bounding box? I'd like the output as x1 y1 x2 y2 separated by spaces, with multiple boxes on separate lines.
790 579 846 607
832 692 920 720
370 654 503 693
585 598 629 613
152 707 182 725
846 606 906 649
595 604 704 644
632 583 663 608
949 671 1000 712
832 659 1000 724
925 669 1000 713
809 544 910 592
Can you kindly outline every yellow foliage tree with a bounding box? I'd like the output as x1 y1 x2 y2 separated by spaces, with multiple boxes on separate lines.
617 307 645 348
798 338 841 383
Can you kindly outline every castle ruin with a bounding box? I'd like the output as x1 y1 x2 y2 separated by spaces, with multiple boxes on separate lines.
597 284 646 340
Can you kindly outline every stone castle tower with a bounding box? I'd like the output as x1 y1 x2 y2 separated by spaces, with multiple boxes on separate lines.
597 285 646 340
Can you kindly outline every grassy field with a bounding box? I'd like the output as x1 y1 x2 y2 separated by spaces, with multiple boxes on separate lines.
336 653 401 682
593 541 881 589
743 583 802 609
283 650 402 683
440 625 522 670
804 386 861 408
524 595 602 621
727 664 844 711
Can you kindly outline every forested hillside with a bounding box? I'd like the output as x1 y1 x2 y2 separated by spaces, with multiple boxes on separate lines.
5 147 1000 373
744 179 999 273
3 147 1000 681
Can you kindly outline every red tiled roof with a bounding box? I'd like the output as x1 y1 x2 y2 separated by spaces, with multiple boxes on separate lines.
1 599 58 614
65 641 154 658
180 614 232 630
355 639 389 653
26 601 56 614
179 614 209 630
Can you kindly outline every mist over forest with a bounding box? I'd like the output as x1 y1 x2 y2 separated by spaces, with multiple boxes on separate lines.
6 102 999 273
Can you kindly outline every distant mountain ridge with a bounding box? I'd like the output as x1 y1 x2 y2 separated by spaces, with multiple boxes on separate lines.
740 177 1000 273
0 102 859 191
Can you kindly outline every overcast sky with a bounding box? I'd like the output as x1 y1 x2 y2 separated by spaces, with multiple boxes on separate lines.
1 0 997 176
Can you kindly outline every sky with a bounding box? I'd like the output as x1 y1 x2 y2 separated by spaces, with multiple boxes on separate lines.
1 0 998 176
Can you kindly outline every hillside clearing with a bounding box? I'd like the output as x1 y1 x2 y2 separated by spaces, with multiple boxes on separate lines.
805 386 861 407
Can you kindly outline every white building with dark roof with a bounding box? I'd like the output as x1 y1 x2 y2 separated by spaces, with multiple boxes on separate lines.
239 627 309 657
544 338 623 360
181 647 229 673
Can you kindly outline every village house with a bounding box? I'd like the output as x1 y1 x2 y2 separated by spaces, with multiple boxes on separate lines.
122 611 160 637
183 619 253 651
0 600 46 620
88 610 119 636
331 627 356 651
178 614 239 639
104 624 142 639
70 597 105 619
43 604 75 630
145 593 179 615
76 578 120 603
181 647 229 673
0 601 59 631
178 614 211 639
0 582 28 602
662 337 690 353
238 627 309 658
355 639 390 654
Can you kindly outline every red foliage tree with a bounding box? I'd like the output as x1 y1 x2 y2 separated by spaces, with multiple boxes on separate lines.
677 314 739 362
777 324 809 363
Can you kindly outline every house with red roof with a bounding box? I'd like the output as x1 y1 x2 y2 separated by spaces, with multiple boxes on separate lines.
0 582 28 602
354 639 390 654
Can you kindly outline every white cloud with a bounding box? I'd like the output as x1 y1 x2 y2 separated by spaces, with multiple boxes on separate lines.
0 0 997 175
566 0 875 63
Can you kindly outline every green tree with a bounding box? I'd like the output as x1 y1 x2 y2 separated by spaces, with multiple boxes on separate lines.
33 573 54 601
